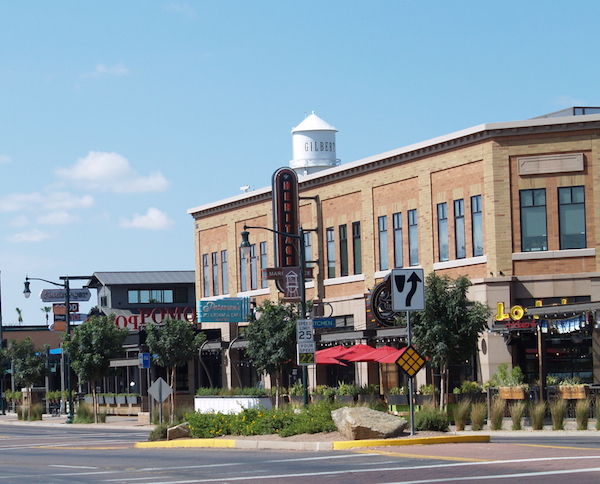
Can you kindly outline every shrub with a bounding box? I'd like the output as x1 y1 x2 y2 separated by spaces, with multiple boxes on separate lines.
336 382 359 396
549 399 568 430
530 401 546 430
460 381 483 394
453 399 471 431
73 402 106 423
149 422 170 441
575 398 591 430
488 363 525 387
387 385 409 395
490 397 505 430
414 404 449 432
510 401 526 430
470 402 487 431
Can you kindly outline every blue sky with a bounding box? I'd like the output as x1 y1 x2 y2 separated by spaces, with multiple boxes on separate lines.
1 1 598 326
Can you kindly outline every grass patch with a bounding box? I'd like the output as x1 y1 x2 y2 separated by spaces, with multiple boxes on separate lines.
414 404 449 432
490 397 505 431
453 399 470 431
510 401 526 430
530 401 546 430
549 399 568 430
470 402 487 431
73 402 106 423
575 398 591 430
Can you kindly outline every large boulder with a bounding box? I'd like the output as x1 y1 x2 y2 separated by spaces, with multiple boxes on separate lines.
332 406 408 440
167 422 190 440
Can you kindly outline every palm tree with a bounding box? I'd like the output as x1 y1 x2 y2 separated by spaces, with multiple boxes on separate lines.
15 308 23 326
41 307 52 325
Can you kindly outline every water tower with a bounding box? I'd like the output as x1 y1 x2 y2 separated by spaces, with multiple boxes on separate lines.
290 112 340 176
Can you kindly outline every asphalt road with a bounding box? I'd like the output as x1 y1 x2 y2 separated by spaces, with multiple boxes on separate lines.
2 425 600 483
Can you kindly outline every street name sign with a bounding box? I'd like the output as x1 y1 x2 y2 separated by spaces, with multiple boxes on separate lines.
41 288 91 303
391 268 425 311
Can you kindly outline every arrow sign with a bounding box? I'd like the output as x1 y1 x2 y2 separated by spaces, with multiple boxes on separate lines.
391 269 425 311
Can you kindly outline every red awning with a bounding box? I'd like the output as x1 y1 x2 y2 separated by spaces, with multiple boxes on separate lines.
375 347 408 364
336 344 375 361
315 354 348 366
343 345 398 362
315 345 349 358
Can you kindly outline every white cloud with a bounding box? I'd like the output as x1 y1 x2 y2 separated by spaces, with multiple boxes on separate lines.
81 62 131 78
0 191 94 212
38 211 79 225
56 151 170 193
0 154 11 164
6 229 52 243
120 207 175 230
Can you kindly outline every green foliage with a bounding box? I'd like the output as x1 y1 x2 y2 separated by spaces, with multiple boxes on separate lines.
74 402 106 423
63 315 129 384
288 381 304 396
488 363 525 387
470 402 487 430
244 300 299 378
311 385 336 397
510 401 526 430
460 381 483 394
549 399 568 430
419 384 435 395
411 274 491 371
8 338 48 388
145 318 206 370
195 387 270 396
387 385 409 395
414 404 449 431
530 401 546 430
359 384 380 395
183 401 341 440
575 398 591 430
336 382 359 396
490 397 505 430
149 422 170 441
453 399 471 431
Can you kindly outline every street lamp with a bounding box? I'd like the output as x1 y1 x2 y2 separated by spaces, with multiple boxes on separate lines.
23 275 88 424
240 224 310 406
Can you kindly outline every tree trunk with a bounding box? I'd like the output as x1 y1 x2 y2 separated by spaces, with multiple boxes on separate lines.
439 364 447 410
92 380 98 423
170 366 177 423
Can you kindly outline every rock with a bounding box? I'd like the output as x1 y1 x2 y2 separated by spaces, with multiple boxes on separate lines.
167 422 190 440
331 406 408 440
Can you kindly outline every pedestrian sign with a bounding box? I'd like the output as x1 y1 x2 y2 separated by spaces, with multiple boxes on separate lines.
396 345 425 377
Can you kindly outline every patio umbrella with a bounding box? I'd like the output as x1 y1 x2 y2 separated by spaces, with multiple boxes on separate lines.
336 344 375 361
344 345 398 362
375 347 408 364
315 353 348 366
315 345 349 358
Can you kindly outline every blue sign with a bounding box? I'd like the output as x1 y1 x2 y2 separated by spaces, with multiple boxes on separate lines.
313 318 336 329
197 298 251 323
138 353 151 369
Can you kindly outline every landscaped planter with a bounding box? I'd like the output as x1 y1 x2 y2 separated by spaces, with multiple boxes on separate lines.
115 395 127 405
386 394 409 406
194 396 273 414
498 387 526 399
558 385 590 399
126 395 140 405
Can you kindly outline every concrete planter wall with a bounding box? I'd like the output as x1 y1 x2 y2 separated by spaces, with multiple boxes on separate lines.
194 396 273 414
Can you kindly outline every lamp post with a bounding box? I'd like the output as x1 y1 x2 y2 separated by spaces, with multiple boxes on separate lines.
240 224 310 407
23 275 88 424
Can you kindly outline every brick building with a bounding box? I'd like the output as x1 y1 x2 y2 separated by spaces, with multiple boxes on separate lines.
188 108 600 392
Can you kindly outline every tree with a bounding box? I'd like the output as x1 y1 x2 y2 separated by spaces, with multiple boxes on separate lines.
244 300 300 403
41 307 52 325
15 308 23 325
411 273 491 408
8 337 48 419
63 315 129 422
145 318 206 422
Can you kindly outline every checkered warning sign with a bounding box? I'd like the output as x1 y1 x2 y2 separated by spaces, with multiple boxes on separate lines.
396 345 425 377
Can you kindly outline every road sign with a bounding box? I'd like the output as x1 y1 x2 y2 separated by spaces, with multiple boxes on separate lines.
391 268 425 311
296 319 314 342
40 288 91 302
148 377 172 403
395 345 425 377
53 313 88 322
313 317 336 329
297 341 316 366
138 353 150 369
53 303 79 314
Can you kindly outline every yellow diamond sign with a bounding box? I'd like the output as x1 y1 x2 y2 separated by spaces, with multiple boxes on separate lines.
396 345 425 377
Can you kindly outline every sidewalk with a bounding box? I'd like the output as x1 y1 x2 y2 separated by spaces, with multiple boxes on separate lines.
0 411 155 431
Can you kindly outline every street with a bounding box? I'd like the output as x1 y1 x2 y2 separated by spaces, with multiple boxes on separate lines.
1 425 600 483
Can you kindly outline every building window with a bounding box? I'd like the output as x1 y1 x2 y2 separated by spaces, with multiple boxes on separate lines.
352 221 362 274
520 189 547 251
327 227 336 278
249 244 258 290
471 195 483 256
211 252 219 296
202 253 210 297
339 224 348 277
454 199 466 259
559 186 586 249
304 231 312 267
378 215 389 271
408 209 419 266
128 289 174 304
260 241 268 288
393 212 403 268
221 250 228 294
437 203 449 262
239 247 248 292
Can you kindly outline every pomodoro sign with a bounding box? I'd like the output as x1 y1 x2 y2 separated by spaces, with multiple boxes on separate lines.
494 299 569 331
114 307 196 330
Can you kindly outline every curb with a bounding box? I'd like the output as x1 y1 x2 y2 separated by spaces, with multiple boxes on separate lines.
135 434 490 451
